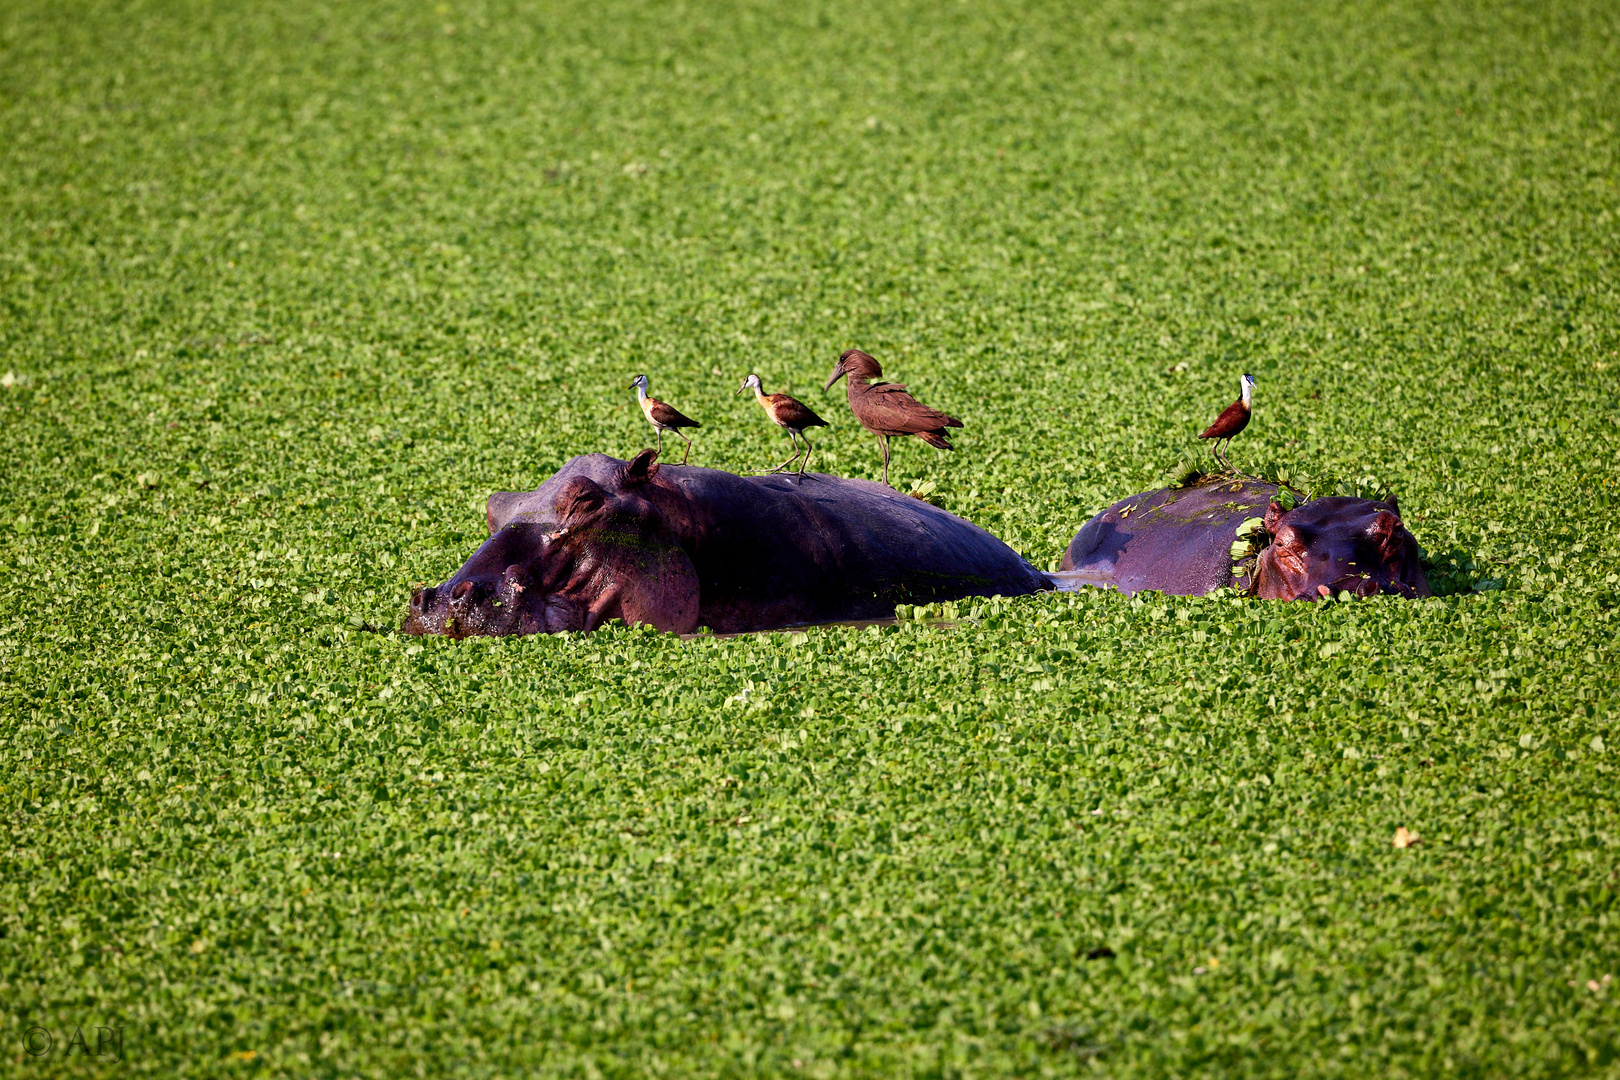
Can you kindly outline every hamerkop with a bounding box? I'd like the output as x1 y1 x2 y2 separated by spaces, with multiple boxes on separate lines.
737 373 829 480
628 374 701 465
823 349 962 487
1198 372 1255 472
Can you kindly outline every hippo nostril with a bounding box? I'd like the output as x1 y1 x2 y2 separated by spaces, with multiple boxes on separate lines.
452 580 474 601
417 586 437 609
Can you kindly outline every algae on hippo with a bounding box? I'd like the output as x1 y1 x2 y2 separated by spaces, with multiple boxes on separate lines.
404 450 1050 637
1054 478 1430 600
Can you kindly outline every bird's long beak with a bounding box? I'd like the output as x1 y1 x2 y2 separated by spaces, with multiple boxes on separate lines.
627 381 636 390
822 364 844 392
734 384 746 396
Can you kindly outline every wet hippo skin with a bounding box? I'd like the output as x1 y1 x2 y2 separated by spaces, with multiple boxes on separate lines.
405 450 1050 636
1057 479 1430 601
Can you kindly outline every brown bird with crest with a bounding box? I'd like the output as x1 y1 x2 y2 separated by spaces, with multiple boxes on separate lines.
1198 372 1255 472
737 373 829 480
823 349 962 487
629 373 700 465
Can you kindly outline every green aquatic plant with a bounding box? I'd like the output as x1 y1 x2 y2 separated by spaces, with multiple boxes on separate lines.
2 0 1618 1076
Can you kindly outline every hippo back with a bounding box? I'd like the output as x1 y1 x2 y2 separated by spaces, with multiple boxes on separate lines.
1057 480 1277 596
485 454 1049 632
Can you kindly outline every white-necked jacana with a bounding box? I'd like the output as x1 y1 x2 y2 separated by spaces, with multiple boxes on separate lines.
737 374 828 479
629 374 701 464
1199 372 1255 471
823 348 962 487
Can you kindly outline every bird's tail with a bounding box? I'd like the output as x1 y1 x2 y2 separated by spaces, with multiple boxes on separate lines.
944 415 963 429
916 430 954 450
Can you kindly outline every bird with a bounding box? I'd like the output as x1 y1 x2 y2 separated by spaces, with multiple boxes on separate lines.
736 373 828 480
628 373 700 465
822 349 962 487
1199 372 1255 472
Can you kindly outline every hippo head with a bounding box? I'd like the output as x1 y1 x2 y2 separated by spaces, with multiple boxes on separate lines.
1253 495 1431 601
403 451 700 636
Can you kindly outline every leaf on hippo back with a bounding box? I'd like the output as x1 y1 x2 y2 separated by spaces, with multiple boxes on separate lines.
1276 488 1299 512
906 478 944 506
1235 516 1266 540
1230 540 1257 561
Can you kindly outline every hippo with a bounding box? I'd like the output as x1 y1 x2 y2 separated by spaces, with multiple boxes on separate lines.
404 450 1050 636
1054 479 1430 600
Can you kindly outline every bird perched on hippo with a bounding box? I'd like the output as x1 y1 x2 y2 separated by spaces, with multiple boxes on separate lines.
824 349 962 487
1056 478 1430 601
404 450 1050 637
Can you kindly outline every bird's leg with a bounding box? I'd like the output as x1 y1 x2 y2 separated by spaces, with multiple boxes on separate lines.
1225 440 1246 478
679 431 692 465
767 430 801 474
655 428 664 459
797 434 813 480
879 434 892 487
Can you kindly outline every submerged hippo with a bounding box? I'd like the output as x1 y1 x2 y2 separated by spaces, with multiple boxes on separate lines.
1055 479 1430 600
405 450 1050 636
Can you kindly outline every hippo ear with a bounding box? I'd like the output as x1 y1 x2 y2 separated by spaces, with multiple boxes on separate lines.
1382 493 1400 517
1263 500 1287 537
1367 509 1404 559
555 477 608 522
620 448 660 487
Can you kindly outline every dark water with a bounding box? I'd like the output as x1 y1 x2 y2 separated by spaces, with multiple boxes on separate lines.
1043 570 1119 594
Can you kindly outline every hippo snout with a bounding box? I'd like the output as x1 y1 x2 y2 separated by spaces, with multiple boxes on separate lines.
450 579 493 605
406 584 444 632
1330 575 1382 599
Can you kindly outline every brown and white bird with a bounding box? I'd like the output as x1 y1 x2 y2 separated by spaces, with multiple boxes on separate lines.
629 373 700 465
1199 372 1255 472
823 349 962 487
737 373 828 480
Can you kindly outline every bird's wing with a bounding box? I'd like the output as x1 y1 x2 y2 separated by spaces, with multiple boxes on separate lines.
857 385 962 434
1199 399 1248 440
767 395 829 429
649 399 700 428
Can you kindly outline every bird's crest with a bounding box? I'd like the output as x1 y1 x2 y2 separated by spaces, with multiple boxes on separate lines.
838 350 883 379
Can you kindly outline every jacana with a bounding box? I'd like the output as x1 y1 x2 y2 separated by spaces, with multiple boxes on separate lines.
737 374 828 480
628 374 701 464
823 349 962 487
1199 372 1255 472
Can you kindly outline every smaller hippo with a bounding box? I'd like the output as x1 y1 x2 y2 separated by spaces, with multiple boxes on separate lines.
1056 479 1430 600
